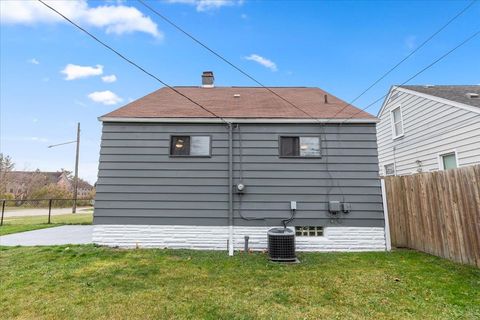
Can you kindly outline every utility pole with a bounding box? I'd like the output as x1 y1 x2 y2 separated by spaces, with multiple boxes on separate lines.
48 122 80 214
73 123 80 213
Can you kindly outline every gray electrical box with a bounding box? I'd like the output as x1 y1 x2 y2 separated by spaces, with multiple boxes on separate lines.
342 202 351 213
329 201 341 213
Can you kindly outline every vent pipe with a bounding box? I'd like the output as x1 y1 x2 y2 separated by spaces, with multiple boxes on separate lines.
324 94 328 104
202 71 214 88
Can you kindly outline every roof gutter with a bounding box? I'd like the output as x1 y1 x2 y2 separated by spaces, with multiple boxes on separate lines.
98 117 380 123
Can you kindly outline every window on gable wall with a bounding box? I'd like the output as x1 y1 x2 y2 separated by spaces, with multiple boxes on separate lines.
391 106 404 138
170 136 211 156
279 136 320 157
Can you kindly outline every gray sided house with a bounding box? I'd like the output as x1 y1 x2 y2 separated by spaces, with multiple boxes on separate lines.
93 75 387 252
377 85 480 176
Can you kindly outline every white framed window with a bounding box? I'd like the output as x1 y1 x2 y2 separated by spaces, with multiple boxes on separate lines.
390 106 404 139
295 226 324 237
384 163 395 176
438 151 458 170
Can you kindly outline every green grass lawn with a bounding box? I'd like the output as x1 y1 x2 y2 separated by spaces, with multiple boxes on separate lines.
0 213 92 236
0 246 478 319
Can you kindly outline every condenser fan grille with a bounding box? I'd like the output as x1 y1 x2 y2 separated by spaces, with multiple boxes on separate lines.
267 228 296 262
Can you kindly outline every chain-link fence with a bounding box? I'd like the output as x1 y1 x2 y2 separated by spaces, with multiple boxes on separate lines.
0 199 94 227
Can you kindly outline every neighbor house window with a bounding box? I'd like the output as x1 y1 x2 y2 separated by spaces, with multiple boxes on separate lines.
391 106 404 138
440 152 457 170
279 136 320 157
384 163 395 176
170 136 210 156
295 226 324 237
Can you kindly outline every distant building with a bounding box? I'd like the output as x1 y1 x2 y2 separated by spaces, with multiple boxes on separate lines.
5 170 94 199
76 179 94 198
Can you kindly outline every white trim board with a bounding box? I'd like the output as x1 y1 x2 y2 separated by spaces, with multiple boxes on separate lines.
99 117 379 124
378 86 480 117
380 179 392 251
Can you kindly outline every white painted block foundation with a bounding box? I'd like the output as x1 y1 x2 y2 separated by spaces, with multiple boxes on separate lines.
93 225 387 252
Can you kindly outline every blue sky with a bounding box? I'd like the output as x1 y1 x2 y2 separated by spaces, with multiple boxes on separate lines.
1 0 479 184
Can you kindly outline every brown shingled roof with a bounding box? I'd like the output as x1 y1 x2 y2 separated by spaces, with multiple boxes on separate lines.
102 87 375 120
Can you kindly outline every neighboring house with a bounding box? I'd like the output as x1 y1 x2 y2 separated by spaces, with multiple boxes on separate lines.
6 170 94 199
377 85 480 176
93 72 387 252
6 170 70 198
76 179 95 199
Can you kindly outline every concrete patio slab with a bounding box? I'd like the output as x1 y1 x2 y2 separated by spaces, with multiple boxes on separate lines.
0 225 93 246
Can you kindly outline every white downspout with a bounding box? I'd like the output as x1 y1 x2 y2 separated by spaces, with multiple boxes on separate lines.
228 122 234 256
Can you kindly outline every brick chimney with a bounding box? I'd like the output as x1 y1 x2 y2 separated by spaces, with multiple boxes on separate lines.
201 71 214 88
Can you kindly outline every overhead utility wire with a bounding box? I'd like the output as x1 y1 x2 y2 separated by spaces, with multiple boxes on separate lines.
137 0 347 211
137 0 349 203
37 0 227 123
326 0 477 122
137 0 323 123
341 29 480 123
139 0 476 125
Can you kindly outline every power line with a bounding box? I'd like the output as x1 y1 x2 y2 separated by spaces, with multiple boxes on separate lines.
137 0 323 123
341 29 480 123
139 0 476 124
326 0 477 122
37 0 227 123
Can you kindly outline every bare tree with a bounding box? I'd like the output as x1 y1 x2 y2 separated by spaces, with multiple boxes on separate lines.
0 153 15 195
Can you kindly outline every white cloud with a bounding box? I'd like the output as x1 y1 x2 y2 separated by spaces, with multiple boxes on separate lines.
61 64 103 80
88 90 123 105
28 58 40 65
167 0 242 12
102 74 117 83
240 13 248 19
0 0 162 38
244 54 278 71
30 137 49 143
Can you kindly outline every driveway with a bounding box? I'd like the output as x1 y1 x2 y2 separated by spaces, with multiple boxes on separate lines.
0 225 93 246
3 207 92 218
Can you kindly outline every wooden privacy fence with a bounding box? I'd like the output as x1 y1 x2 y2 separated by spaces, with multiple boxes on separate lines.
384 165 480 268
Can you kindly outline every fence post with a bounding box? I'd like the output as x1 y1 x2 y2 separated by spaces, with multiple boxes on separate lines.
1 200 5 226
48 199 52 224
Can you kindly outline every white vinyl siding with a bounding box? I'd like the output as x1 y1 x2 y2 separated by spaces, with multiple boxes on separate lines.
377 89 480 176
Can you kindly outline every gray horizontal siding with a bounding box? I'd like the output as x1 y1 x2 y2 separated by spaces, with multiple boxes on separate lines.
96 185 381 195
94 123 383 227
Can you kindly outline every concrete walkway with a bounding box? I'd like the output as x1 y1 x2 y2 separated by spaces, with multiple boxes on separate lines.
0 225 93 246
